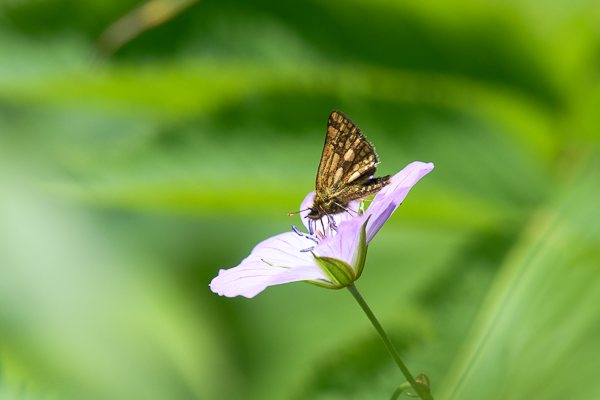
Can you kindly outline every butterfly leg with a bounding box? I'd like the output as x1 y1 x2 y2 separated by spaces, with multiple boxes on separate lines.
319 218 327 239
332 200 358 217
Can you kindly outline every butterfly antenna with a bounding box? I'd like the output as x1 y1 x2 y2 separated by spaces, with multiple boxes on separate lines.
288 208 311 217
319 217 326 237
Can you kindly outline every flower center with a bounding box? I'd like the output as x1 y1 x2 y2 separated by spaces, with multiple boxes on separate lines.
291 200 364 253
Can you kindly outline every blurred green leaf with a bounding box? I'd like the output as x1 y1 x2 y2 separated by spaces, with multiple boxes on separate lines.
0 170 237 399
440 154 600 400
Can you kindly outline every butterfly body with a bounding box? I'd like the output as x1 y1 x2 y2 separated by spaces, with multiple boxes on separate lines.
307 111 390 220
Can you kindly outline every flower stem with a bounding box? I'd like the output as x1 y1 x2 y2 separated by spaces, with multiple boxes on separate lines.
347 284 433 400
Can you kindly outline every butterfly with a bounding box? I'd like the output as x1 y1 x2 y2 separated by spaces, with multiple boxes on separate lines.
306 111 391 221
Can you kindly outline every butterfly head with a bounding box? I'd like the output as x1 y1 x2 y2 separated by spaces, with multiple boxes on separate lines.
307 195 345 220
288 196 334 220
306 205 320 220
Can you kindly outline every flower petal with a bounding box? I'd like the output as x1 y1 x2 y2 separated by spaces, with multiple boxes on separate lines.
299 192 359 236
209 232 328 298
314 216 365 270
365 161 434 242
249 230 317 267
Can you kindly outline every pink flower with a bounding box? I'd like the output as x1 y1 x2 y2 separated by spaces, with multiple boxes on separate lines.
210 161 434 298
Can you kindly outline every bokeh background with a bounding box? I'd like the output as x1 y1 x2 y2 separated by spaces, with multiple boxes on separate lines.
1 1 600 399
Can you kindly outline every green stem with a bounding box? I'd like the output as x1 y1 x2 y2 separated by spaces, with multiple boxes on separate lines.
390 387 404 400
348 284 433 400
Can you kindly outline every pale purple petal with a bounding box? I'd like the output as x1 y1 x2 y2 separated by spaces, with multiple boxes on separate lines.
267 265 332 286
250 230 317 267
299 192 359 236
210 232 328 298
365 161 434 242
314 216 366 270
299 192 317 232
210 262 286 298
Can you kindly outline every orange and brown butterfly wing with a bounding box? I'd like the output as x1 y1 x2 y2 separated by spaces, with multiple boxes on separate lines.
310 110 391 219
315 111 384 197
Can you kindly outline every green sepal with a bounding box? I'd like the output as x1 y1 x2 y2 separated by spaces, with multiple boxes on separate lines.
354 216 370 279
312 254 356 287
304 279 342 290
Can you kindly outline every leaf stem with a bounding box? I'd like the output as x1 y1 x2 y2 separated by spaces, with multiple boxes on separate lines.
348 284 433 400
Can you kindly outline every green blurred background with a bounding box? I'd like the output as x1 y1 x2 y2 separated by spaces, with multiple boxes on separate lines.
1 0 599 399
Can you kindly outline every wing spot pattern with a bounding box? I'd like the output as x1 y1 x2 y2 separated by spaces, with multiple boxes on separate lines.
348 171 362 183
334 167 344 183
343 148 355 161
